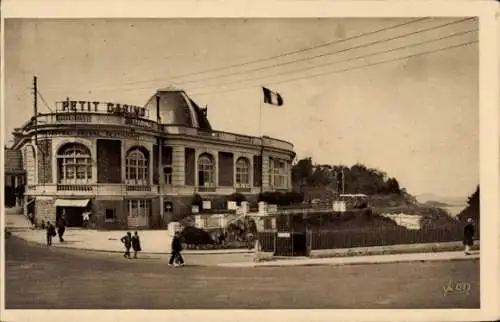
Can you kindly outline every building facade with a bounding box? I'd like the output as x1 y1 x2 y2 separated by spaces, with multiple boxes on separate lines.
11 88 295 229
4 147 26 208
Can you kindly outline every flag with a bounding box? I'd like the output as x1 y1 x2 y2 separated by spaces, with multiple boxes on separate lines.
262 87 284 106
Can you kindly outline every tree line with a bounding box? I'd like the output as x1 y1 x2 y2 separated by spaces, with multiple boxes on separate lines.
292 157 402 195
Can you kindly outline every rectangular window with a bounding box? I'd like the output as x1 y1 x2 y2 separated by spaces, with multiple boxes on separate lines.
129 200 138 218
164 166 172 185
105 209 116 222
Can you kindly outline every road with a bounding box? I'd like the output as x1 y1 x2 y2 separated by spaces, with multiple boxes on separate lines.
4 236 479 309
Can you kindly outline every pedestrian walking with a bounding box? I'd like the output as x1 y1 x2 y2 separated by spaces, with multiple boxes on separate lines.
131 231 142 259
463 218 475 255
169 231 184 267
46 221 56 246
121 232 132 258
82 211 91 228
57 214 66 242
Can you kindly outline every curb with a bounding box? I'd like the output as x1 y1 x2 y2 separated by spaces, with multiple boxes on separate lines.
218 254 480 268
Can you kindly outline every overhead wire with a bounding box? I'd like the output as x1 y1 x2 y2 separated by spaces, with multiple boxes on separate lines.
183 28 477 92
172 18 475 88
190 40 477 97
112 18 430 87
41 18 430 94
37 18 477 100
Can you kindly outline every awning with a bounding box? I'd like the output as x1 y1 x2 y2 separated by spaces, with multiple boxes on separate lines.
54 199 90 207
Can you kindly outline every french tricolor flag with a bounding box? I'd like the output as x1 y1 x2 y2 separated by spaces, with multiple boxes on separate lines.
262 87 284 106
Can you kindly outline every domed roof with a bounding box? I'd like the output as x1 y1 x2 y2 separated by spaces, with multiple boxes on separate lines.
144 88 212 131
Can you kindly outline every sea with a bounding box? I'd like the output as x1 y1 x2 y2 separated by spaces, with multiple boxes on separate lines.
441 205 466 217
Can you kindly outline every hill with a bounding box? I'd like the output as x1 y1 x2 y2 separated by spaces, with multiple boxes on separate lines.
291 158 460 226
415 193 467 206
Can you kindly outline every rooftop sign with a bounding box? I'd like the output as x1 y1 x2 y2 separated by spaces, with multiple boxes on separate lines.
56 99 147 118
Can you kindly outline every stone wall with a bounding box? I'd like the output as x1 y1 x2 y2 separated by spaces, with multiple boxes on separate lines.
35 197 56 226
93 198 127 229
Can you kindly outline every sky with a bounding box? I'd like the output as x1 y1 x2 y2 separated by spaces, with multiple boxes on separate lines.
3 18 479 198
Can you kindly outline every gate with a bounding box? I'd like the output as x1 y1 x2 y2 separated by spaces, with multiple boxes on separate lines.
273 213 311 257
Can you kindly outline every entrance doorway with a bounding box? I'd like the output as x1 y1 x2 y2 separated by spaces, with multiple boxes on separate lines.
291 214 309 257
56 207 84 227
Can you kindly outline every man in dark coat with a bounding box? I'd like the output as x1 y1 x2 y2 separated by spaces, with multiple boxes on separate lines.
57 213 66 242
463 218 475 255
169 231 184 267
46 221 56 246
121 232 132 259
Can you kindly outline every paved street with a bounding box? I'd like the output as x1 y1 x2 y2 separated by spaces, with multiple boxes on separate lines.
5 236 479 309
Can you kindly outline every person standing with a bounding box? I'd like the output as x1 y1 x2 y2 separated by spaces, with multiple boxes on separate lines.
121 232 132 259
463 218 475 255
46 221 56 246
57 213 66 242
131 231 142 259
82 211 91 228
169 231 184 267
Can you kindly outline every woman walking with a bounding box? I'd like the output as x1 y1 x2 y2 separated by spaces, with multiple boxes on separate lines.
131 231 142 259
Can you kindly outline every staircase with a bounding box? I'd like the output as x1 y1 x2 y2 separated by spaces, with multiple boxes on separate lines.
4 206 32 231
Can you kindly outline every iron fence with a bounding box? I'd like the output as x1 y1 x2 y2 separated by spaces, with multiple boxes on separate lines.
258 224 478 253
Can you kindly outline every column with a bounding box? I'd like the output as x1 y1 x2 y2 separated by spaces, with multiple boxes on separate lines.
249 156 254 188
214 150 219 187
262 153 270 190
148 144 154 186
91 138 98 184
194 151 199 187
121 141 126 183
171 145 185 186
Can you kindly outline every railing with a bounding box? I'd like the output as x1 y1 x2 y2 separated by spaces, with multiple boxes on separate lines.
257 225 470 254
29 113 294 151
196 186 217 192
33 113 160 131
163 125 294 151
57 184 94 192
126 185 151 192
310 226 465 250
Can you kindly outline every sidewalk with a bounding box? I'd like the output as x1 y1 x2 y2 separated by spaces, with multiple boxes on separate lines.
219 250 480 268
7 225 251 255
5 213 480 268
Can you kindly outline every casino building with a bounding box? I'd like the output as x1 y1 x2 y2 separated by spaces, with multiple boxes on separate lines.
11 87 295 229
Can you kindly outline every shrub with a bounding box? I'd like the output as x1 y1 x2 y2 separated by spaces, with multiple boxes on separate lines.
227 193 247 206
192 193 203 207
180 226 215 247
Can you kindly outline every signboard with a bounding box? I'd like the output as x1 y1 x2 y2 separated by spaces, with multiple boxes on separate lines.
57 100 147 118
202 200 212 210
227 201 238 210
277 232 291 238
192 205 199 214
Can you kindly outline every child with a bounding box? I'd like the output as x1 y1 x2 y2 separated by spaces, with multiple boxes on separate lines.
131 231 142 259
46 221 56 246
120 231 132 259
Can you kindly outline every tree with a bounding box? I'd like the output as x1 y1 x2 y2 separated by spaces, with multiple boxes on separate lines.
292 157 313 185
457 185 480 223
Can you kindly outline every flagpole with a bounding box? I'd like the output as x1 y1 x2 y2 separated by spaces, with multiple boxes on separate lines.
259 87 264 194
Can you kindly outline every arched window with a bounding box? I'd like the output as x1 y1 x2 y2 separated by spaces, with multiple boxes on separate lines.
198 153 215 187
235 157 250 186
57 143 92 184
126 148 149 185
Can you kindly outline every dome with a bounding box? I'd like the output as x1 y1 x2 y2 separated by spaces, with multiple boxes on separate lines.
144 88 212 131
